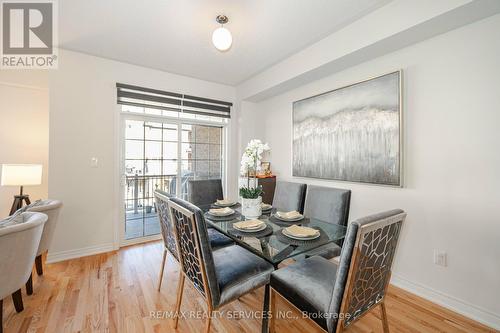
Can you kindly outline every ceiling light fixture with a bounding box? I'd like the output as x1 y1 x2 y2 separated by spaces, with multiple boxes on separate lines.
212 15 232 52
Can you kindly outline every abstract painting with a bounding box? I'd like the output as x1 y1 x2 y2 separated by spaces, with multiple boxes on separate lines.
292 71 402 186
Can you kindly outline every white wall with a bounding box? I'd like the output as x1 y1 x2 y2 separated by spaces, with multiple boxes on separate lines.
48 50 236 261
233 100 267 192
0 72 49 217
240 14 500 328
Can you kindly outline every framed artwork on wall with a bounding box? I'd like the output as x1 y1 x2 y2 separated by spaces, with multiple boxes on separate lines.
292 71 402 186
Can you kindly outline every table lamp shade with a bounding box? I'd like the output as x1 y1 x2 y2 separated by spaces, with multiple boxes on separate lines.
1 164 43 186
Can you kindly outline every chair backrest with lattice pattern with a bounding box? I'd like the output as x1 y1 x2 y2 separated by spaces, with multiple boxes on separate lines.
327 209 406 333
168 197 221 308
154 190 178 260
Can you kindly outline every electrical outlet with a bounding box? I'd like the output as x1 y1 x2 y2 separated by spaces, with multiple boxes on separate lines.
434 250 447 267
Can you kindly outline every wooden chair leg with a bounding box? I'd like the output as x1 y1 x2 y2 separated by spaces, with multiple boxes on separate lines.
12 289 24 313
1 299 3 333
174 272 185 329
336 321 344 333
157 249 168 291
26 273 33 295
262 284 272 333
380 302 390 333
205 308 213 333
35 255 43 276
269 288 277 333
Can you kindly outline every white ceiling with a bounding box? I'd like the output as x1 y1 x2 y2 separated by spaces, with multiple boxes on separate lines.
59 0 391 85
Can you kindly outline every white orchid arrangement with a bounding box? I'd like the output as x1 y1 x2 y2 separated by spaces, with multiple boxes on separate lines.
240 139 270 199
240 139 270 175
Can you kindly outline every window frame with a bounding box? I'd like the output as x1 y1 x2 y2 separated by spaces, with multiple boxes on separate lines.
118 109 229 244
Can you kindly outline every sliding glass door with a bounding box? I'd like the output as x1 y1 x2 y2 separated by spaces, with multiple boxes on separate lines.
121 116 224 242
180 124 223 199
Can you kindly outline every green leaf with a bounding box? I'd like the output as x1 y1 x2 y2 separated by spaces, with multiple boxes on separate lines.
239 185 264 199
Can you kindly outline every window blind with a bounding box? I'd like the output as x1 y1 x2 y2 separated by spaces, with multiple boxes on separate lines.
116 83 232 119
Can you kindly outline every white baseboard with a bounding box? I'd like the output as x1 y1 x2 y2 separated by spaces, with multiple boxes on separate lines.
391 274 500 330
120 234 161 247
46 243 117 264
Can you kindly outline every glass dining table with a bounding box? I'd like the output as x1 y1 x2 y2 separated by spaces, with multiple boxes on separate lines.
201 203 347 267
201 203 347 333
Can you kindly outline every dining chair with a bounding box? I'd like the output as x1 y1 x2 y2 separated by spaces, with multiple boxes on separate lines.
187 179 224 206
0 212 47 333
155 190 233 291
155 190 179 291
185 179 235 250
24 199 63 294
302 186 351 259
168 197 274 333
272 181 307 213
269 209 406 333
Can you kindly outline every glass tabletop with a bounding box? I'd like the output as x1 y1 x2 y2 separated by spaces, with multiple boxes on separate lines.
201 204 347 266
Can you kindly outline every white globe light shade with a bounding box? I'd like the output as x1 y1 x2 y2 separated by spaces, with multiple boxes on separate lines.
212 27 232 51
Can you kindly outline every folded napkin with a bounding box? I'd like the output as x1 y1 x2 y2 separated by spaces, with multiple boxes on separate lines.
276 210 302 219
216 199 234 205
233 219 264 230
284 225 319 237
261 203 272 210
209 207 233 215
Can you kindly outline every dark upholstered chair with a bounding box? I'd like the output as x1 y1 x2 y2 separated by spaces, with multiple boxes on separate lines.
154 190 233 291
187 179 224 206
303 186 351 259
269 209 406 333
272 181 307 213
168 197 274 333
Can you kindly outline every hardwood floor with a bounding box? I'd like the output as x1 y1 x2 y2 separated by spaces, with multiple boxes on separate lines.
2 241 496 333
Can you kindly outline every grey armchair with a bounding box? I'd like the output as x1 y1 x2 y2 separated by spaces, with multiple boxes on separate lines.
26 200 63 275
269 209 406 333
5 199 62 295
303 186 351 259
168 197 274 333
272 181 307 213
154 190 233 292
187 179 224 206
0 212 47 333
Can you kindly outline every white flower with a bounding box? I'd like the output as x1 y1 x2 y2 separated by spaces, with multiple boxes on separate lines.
240 139 270 175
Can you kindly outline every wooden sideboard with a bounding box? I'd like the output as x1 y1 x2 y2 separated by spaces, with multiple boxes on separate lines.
258 176 276 205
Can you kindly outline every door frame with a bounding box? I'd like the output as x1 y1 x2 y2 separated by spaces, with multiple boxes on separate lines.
116 110 228 247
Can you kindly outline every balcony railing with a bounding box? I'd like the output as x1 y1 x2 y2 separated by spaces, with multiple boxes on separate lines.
124 173 194 239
